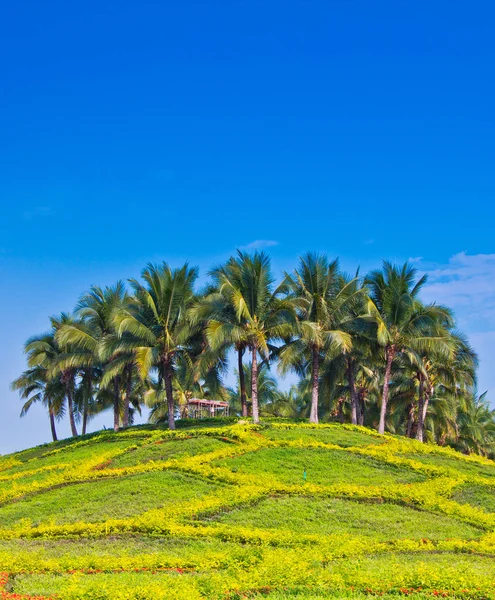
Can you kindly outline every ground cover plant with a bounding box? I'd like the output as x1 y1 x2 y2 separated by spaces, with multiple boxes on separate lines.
1 421 495 598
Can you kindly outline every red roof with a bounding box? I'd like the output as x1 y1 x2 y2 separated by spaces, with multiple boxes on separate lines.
187 398 229 407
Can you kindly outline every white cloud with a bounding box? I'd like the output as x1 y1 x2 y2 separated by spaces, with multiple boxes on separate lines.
240 240 279 250
419 252 495 399
422 252 495 331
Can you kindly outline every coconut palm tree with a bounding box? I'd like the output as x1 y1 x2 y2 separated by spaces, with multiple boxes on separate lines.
455 391 495 456
280 254 363 424
23 315 79 437
192 278 251 417
114 262 199 430
206 251 294 424
10 365 65 442
413 333 477 442
228 362 278 416
56 282 129 431
365 262 455 434
261 385 307 419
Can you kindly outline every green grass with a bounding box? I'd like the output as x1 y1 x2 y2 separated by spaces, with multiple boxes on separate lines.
259 425 384 447
213 447 426 485
110 436 231 468
210 495 483 540
0 471 220 527
452 483 495 513
1 420 495 599
0 535 238 559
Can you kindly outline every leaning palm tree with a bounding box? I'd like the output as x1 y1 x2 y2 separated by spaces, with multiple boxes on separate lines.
11 365 65 441
23 315 79 437
206 251 294 424
365 262 455 434
280 254 362 423
114 262 199 430
412 332 477 442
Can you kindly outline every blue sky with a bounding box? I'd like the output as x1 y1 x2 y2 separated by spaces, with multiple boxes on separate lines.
1 1 495 454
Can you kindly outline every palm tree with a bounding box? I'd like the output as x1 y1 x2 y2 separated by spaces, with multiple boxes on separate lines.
114 262 199 430
11 365 64 442
365 262 454 434
280 254 360 424
23 315 79 437
455 391 495 456
192 279 250 417
146 353 228 422
56 283 129 431
206 251 294 424
413 333 477 442
261 385 307 419
228 362 278 416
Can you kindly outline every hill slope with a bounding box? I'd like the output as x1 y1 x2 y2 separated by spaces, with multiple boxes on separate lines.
1 420 495 599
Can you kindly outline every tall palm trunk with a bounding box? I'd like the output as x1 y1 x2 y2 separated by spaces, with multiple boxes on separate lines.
422 386 432 424
82 370 90 436
378 345 395 434
358 389 365 426
82 409 88 436
309 345 320 424
163 356 176 430
238 346 248 418
49 407 58 442
347 358 358 425
251 345 260 424
415 376 425 442
65 372 78 437
406 402 415 438
337 397 345 423
416 379 431 443
122 364 132 428
113 377 120 432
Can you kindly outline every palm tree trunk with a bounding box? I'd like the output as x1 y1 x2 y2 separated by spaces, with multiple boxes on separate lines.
423 386 432 423
49 408 58 442
113 377 120 432
65 373 78 437
378 345 395 434
163 356 176 430
122 365 131 428
251 346 260 424
406 403 415 438
82 408 88 436
310 345 320 424
238 347 248 418
347 358 358 425
415 377 425 442
82 370 90 436
416 379 429 443
358 389 365 426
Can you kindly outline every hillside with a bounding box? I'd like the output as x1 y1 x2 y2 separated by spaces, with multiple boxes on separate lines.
1 421 495 599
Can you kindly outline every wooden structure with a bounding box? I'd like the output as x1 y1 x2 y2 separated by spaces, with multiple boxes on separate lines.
185 398 230 419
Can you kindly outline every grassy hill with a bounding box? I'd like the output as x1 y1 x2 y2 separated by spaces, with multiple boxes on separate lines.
1 420 495 599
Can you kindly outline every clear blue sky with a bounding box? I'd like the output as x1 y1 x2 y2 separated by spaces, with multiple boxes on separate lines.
2 1 495 454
